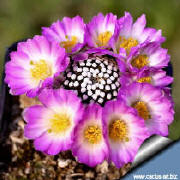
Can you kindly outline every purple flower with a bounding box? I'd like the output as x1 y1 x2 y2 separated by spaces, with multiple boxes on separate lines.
127 42 170 72
120 69 173 88
102 100 149 168
42 16 85 53
23 88 84 155
5 35 69 97
72 104 108 167
85 13 117 48
110 12 165 57
119 83 174 136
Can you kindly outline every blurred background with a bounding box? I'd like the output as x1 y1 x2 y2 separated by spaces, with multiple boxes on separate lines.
0 0 180 139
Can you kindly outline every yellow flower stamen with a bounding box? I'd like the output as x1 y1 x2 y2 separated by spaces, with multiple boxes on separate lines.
60 35 78 53
119 36 138 54
109 119 129 142
131 54 149 69
48 113 71 134
137 77 152 84
84 125 102 144
97 31 112 47
30 60 52 81
132 101 151 120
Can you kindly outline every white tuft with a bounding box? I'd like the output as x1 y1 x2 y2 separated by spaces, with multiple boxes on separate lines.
81 88 86 93
77 68 82 72
67 72 72 78
107 93 112 100
98 98 103 104
113 91 118 96
105 85 110 90
71 74 76 80
107 79 112 84
100 92 105 98
88 90 93 96
77 75 83 81
74 81 79 87
64 80 69 85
